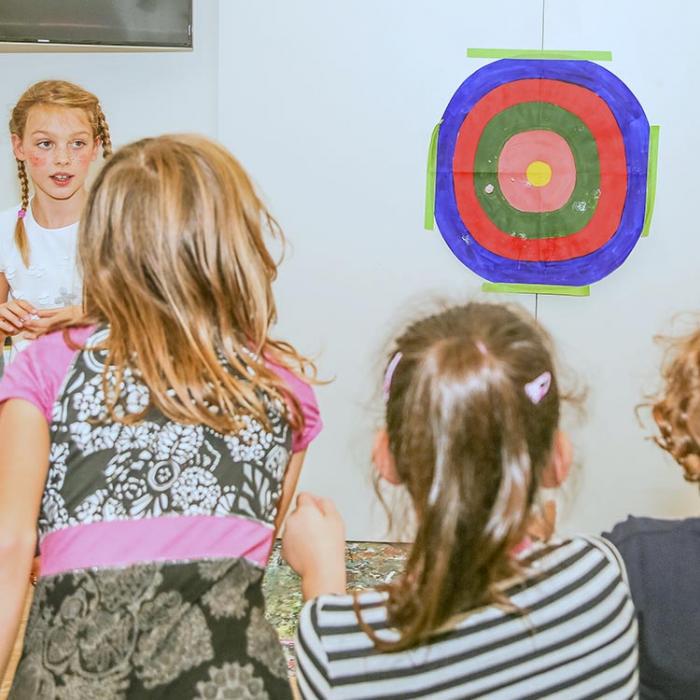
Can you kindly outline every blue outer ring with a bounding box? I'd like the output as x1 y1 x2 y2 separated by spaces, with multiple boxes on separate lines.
434 59 650 286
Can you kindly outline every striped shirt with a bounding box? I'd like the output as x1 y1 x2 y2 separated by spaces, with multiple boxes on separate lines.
295 536 638 699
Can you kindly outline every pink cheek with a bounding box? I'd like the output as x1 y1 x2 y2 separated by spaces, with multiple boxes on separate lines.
29 154 48 167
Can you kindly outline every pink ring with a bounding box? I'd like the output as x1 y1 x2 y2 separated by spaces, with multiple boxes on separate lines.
497 130 576 213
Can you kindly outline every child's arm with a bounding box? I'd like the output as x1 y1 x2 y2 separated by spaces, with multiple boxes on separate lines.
282 492 347 600
266 361 323 532
274 450 306 532
0 399 49 677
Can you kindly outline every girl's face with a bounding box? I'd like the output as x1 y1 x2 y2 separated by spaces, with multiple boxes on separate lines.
11 105 99 204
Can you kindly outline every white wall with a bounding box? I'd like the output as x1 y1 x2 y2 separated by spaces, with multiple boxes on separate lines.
218 0 700 538
3 1 696 540
539 0 700 530
0 0 219 210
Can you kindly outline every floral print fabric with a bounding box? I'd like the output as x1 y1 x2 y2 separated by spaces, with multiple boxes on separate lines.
41 328 292 535
10 327 294 698
11 559 291 699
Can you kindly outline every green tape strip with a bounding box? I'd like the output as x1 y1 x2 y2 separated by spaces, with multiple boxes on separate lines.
467 48 612 61
482 282 591 297
424 121 441 230
641 125 660 238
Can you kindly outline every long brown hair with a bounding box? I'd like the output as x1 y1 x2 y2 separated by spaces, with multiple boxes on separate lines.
649 328 700 481
76 134 313 433
361 302 561 651
9 79 112 266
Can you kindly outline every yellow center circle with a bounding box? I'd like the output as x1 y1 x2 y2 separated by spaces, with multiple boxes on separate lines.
525 160 552 187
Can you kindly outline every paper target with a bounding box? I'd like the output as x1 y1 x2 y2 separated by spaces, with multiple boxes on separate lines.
432 59 652 287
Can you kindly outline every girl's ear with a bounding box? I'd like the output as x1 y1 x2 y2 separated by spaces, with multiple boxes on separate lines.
372 429 401 485
11 134 25 161
541 430 572 488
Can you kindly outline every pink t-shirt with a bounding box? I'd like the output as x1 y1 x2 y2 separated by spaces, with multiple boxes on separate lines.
0 326 322 453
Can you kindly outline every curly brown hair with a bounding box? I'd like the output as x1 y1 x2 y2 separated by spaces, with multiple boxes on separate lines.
651 329 700 482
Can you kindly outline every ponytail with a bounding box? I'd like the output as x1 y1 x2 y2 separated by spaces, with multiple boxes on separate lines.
358 303 559 651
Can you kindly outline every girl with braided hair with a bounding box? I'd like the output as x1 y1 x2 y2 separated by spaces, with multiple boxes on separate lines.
0 80 111 362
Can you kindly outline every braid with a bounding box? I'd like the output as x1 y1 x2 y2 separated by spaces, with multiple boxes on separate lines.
14 159 31 267
96 103 112 157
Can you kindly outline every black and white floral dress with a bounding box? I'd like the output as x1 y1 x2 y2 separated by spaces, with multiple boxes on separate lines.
0 325 322 699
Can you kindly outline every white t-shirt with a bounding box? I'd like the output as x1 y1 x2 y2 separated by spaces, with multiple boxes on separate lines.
0 202 82 356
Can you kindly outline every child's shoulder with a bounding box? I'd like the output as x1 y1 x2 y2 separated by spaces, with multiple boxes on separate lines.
28 325 95 355
541 533 621 553
524 534 629 579
315 588 387 611
604 515 700 563
300 589 389 632
0 326 96 422
606 515 700 541
264 355 315 398
7 325 96 382
264 356 323 453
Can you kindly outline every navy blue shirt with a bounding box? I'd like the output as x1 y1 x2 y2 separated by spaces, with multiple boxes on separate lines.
605 515 700 700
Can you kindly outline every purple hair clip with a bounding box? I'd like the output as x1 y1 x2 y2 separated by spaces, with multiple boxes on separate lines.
382 351 403 402
17 208 26 219
524 371 552 405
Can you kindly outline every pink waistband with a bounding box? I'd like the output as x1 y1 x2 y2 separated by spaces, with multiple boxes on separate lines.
39 514 274 578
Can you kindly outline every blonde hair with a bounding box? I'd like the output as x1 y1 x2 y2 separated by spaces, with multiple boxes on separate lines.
9 80 112 266
359 303 561 651
76 134 312 434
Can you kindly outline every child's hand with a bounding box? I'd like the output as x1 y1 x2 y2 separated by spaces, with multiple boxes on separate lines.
282 492 347 600
0 299 37 336
22 305 81 340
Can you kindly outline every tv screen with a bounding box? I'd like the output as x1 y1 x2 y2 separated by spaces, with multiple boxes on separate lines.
0 0 192 48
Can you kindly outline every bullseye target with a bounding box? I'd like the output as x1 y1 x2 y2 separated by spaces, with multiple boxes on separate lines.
433 59 652 287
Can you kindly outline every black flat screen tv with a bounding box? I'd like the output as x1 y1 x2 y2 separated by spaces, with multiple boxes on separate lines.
0 0 192 49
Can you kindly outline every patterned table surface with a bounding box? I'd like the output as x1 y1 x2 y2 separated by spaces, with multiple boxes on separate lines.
263 541 409 674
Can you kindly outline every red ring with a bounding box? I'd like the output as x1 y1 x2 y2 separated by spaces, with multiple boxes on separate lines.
453 79 627 261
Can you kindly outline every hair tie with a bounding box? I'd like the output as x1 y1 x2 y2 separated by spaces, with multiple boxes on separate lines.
17 208 26 219
382 351 403 402
524 371 552 405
